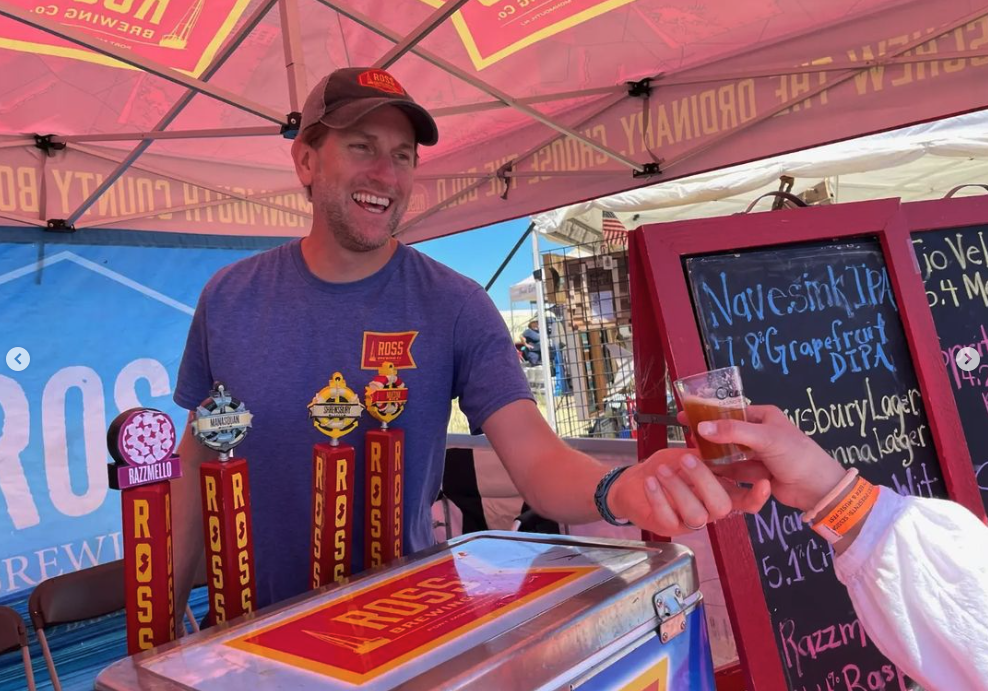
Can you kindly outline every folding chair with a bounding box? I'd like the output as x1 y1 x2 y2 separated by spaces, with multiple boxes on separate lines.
0 605 36 691
28 560 125 691
183 559 208 635
183 605 200 635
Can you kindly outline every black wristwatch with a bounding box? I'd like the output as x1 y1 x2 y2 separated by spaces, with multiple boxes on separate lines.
594 465 632 526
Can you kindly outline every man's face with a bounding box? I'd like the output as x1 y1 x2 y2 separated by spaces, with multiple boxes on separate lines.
295 106 416 252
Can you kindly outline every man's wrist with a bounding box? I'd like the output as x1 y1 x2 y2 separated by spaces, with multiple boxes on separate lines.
594 465 631 526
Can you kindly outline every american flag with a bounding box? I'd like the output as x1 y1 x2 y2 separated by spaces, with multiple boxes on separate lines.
601 210 628 249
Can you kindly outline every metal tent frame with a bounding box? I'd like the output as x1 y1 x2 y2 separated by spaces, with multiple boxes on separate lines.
1 0 987 233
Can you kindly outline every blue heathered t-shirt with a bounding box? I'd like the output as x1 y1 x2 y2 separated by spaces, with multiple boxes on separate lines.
174 240 533 608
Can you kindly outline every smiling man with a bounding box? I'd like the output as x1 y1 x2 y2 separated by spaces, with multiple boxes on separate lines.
169 67 771 618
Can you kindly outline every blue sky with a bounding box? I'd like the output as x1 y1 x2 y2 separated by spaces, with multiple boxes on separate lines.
414 218 561 310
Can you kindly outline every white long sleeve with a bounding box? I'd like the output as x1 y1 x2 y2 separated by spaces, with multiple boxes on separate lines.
833 489 988 691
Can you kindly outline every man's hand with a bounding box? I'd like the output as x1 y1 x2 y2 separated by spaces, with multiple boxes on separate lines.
684 404 846 513
608 447 771 534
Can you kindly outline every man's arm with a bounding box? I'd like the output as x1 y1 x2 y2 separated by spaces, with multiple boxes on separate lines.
482 400 770 534
172 411 216 633
482 400 608 524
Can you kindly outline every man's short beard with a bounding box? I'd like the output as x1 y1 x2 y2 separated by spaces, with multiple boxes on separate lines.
315 192 407 252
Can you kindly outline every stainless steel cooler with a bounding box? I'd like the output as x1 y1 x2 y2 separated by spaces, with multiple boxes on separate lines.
96 532 715 690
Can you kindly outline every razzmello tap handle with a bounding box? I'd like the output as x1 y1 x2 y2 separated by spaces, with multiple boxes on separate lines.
107 408 182 654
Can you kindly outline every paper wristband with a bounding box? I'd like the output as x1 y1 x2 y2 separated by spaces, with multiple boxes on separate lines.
802 468 859 524
811 476 879 545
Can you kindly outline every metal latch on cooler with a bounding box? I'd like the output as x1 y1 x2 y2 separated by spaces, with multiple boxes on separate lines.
653 585 701 644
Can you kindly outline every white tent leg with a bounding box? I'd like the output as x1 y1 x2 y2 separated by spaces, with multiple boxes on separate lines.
373 0 471 70
62 0 279 227
532 230 557 434
317 0 641 173
0 1 282 123
279 0 308 112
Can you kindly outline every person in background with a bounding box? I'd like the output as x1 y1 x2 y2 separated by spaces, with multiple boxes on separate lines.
521 319 542 366
688 405 988 691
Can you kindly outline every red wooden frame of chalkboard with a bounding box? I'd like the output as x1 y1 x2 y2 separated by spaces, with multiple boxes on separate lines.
630 197 985 691
901 193 988 516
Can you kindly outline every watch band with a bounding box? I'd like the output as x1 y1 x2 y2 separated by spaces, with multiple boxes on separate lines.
594 465 632 526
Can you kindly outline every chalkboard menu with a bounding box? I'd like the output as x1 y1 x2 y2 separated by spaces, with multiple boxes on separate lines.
685 239 947 691
912 226 988 513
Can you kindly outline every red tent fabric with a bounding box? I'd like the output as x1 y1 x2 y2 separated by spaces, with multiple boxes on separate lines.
1 0 987 241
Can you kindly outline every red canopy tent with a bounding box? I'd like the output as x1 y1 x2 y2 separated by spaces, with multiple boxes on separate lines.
4 2 988 688
2 0 988 242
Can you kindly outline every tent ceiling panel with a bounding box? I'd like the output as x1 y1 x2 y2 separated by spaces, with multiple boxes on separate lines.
2 0 988 238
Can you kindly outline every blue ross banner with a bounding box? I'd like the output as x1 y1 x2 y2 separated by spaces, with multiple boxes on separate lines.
0 231 278 602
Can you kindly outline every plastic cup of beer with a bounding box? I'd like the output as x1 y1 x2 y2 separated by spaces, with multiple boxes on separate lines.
674 366 749 465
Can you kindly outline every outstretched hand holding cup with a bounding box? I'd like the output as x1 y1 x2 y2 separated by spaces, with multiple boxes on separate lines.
679 404 846 514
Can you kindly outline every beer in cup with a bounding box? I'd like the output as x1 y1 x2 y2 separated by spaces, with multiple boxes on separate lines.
674 366 749 465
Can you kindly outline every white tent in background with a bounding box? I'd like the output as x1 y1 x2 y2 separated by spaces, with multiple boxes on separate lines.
532 109 988 236
509 275 537 303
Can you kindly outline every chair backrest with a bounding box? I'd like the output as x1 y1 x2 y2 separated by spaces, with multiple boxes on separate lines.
28 560 125 631
193 557 208 589
0 605 28 655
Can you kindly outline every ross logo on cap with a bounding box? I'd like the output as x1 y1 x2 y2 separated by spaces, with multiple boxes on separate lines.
358 70 406 96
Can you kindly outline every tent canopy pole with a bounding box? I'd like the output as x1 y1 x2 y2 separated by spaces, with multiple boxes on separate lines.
373 0 472 70
485 222 534 292
279 0 308 112
54 127 282 145
316 0 642 173
60 0 280 228
0 1 283 123
531 229 557 433
661 4 988 175
398 91 628 235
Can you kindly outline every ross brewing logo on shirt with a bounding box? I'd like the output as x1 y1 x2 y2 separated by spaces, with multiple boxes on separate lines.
361 331 418 370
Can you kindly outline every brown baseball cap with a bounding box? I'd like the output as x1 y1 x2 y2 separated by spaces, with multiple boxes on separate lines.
298 67 439 146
